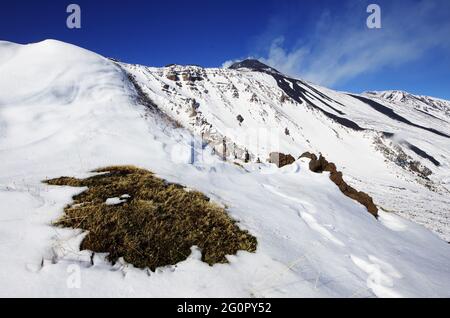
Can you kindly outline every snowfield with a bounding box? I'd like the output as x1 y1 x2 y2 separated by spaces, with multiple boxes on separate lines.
0 40 449 297
123 59 450 241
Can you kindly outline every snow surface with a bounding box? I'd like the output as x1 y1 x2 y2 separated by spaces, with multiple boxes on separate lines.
105 197 127 206
365 90 450 121
122 62 450 241
0 40 449 297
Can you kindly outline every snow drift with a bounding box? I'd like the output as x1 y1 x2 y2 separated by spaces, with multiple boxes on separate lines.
0 40 449 297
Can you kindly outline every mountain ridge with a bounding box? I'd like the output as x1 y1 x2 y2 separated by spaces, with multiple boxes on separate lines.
120 56 450 241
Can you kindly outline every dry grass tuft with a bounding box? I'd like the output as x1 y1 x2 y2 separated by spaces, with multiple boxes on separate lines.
44 166 257 270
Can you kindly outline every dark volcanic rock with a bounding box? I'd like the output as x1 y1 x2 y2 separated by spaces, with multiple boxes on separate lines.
228 59 281 74
182 72 203 82
166 73 179 81
300 152 378 217
269 152 296 168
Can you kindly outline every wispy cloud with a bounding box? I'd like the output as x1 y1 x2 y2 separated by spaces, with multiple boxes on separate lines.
252 0 450 87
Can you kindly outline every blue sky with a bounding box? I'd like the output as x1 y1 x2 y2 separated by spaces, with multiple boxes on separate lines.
1 0 449 99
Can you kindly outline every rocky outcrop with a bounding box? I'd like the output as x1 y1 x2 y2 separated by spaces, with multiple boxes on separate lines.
166 73 179 81
300 152 378 217
182 72 203 82
280 94 289 103
269 152 296 168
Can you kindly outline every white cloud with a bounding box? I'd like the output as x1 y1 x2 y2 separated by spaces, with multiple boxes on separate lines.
255 0 450 87
221 59 241 69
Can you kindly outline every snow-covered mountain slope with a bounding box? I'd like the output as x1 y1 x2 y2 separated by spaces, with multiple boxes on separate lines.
121 60 450 241
365 90 450 122
0 40 449 297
